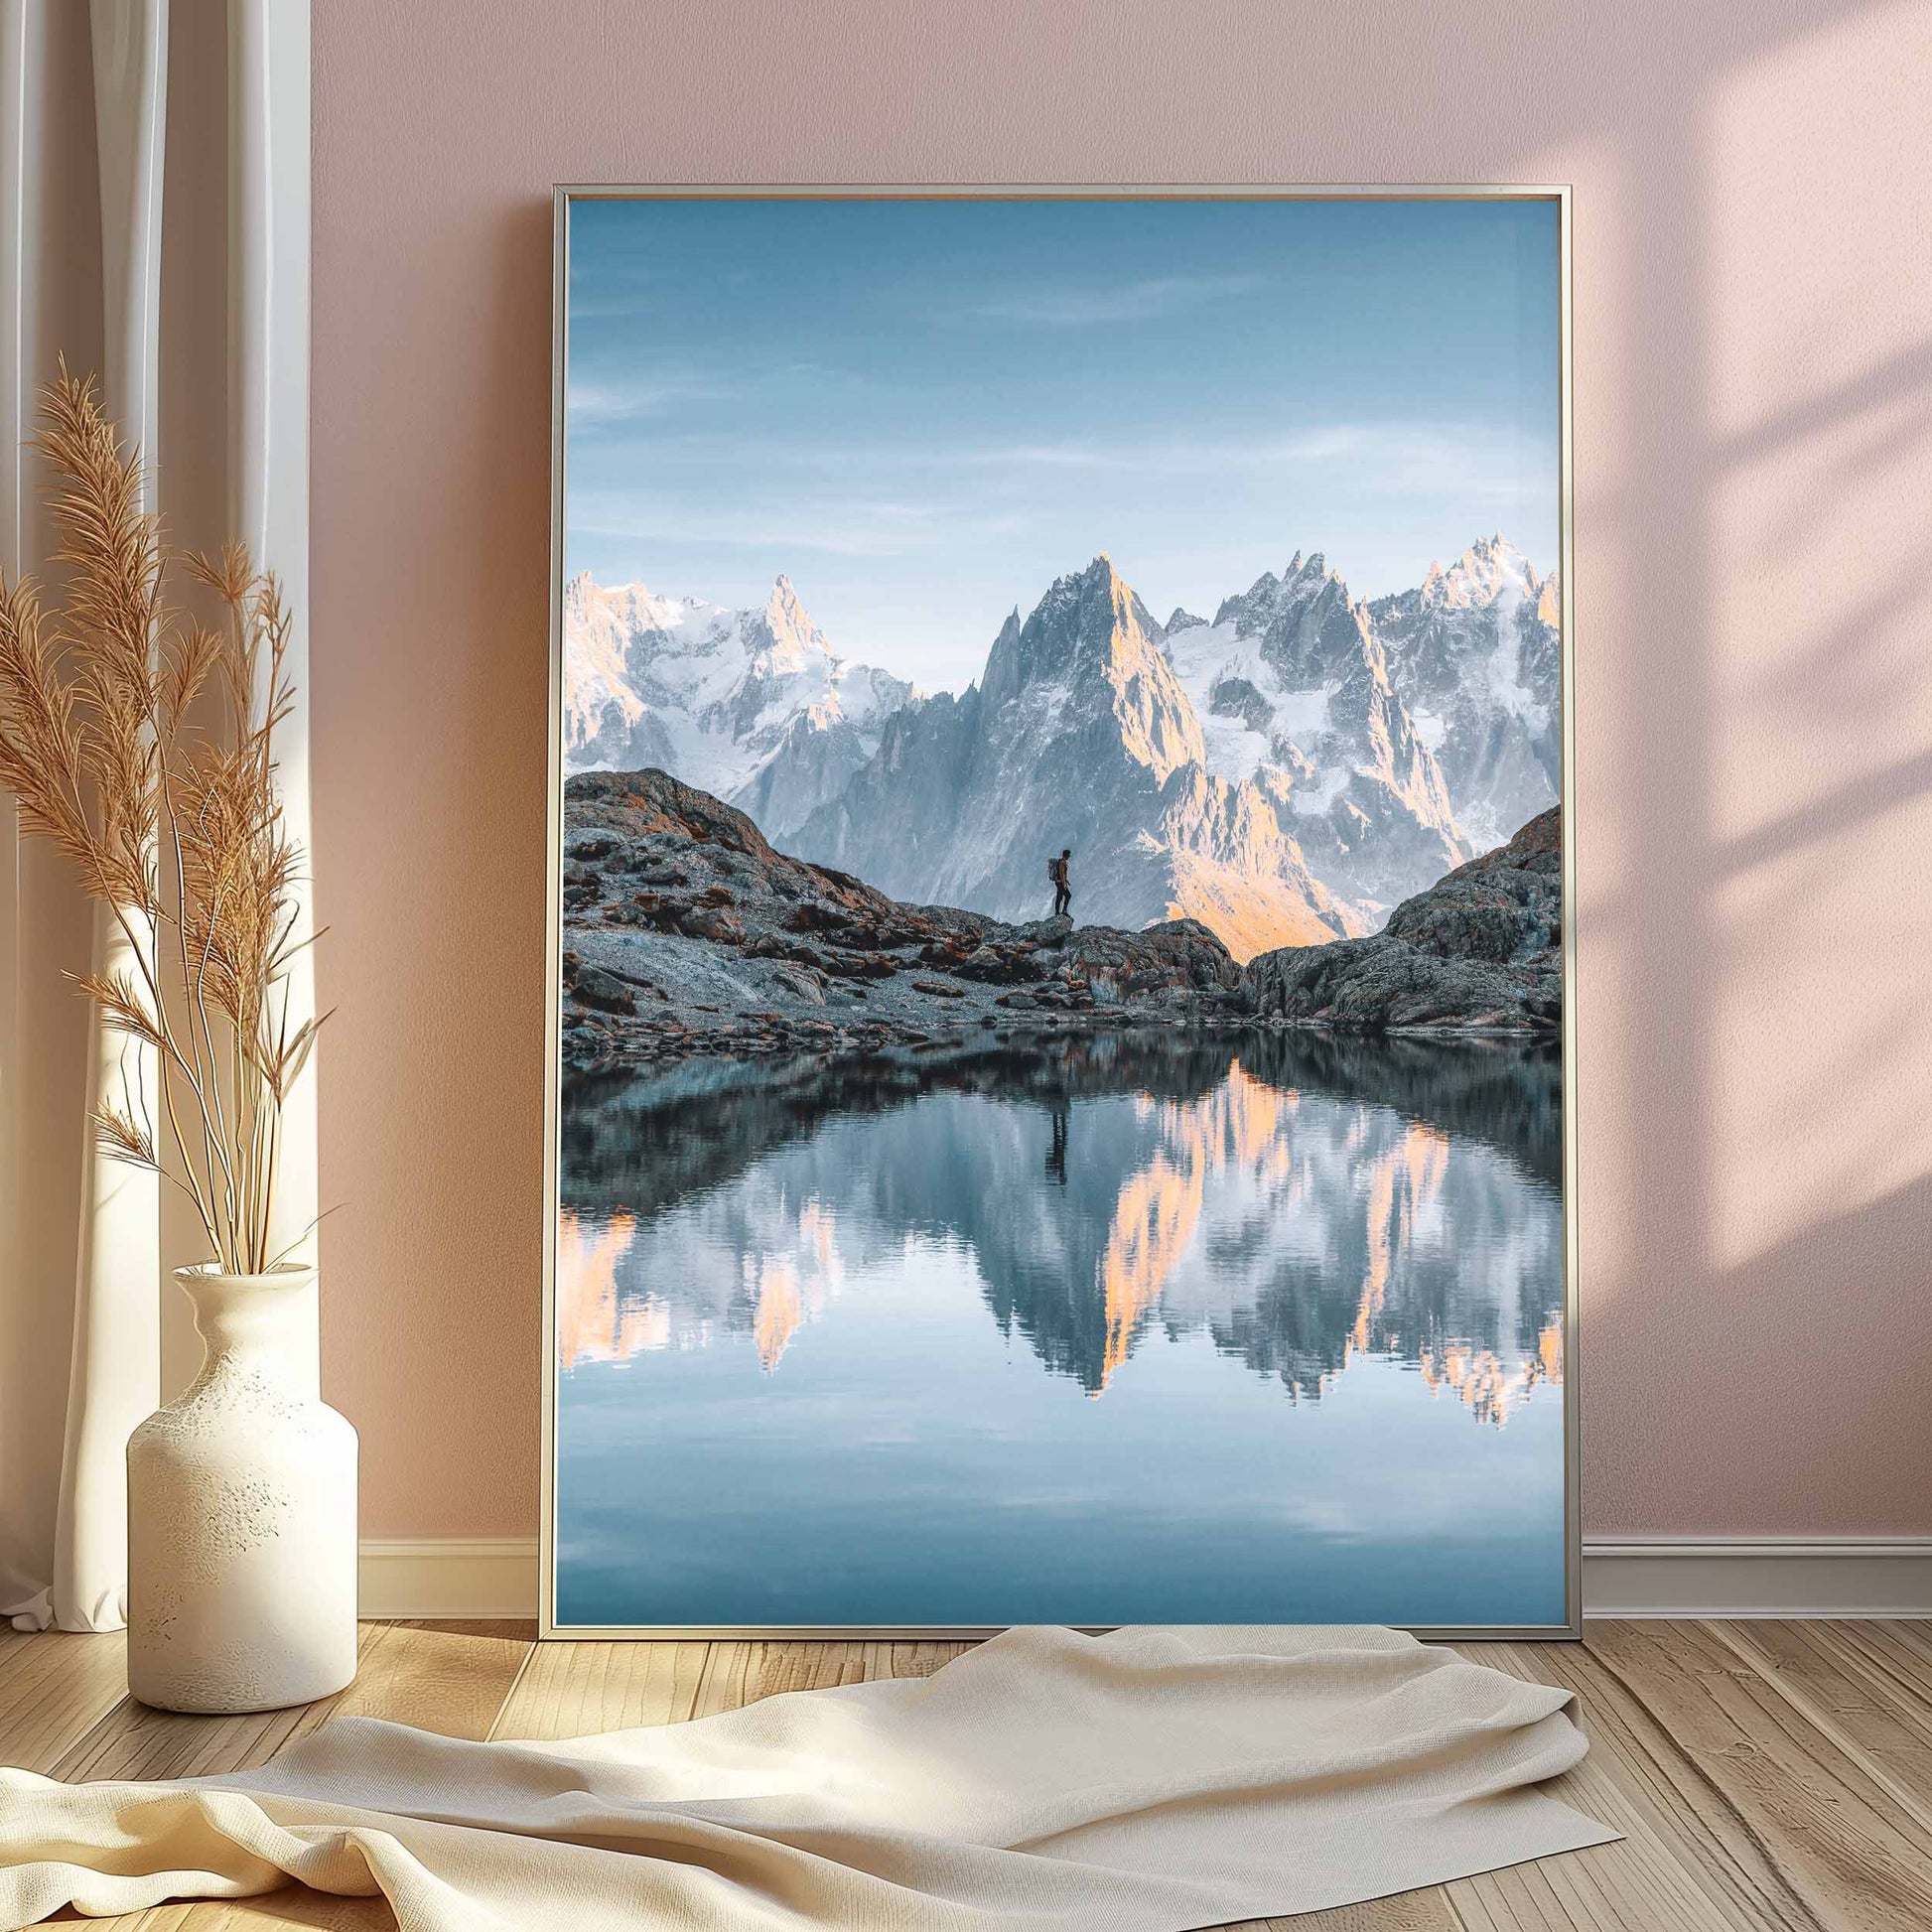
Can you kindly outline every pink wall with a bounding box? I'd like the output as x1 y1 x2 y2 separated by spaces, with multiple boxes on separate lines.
310 0 1932 1539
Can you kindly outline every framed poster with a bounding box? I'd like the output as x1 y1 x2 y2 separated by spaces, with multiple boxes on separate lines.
542 187 1577 1638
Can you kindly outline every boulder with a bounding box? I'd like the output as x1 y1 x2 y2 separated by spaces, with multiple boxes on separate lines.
678 906 747 945
1015 914 1074 945
953 944 1044 985
571 964 636 1016
1136 916 1241 991
767 965 825 1004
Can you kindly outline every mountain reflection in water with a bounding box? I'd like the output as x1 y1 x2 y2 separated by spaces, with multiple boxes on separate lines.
558 1030 1563 1420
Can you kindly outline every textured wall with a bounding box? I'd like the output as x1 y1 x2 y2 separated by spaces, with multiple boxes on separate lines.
310 0 1932 1538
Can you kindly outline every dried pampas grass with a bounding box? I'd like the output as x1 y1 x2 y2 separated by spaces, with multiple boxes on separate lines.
0 361 324 1274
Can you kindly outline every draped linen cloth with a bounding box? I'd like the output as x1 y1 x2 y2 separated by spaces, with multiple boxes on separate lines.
0 1626 1617 1930
0 0 316 1635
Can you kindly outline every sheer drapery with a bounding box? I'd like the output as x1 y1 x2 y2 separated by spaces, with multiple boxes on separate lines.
0 0 313 1634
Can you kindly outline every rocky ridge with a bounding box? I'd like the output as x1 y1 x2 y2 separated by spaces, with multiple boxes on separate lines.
560 768 1248 1076
560 772 1561 1074
1246 807 1561 1032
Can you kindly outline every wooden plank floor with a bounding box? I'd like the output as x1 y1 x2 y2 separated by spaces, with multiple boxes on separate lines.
5 1621 1932 1929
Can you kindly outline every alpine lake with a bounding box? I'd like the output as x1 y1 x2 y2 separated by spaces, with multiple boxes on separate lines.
553 1026 1568 1630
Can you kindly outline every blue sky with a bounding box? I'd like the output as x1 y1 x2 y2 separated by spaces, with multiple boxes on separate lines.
566 196 1561 692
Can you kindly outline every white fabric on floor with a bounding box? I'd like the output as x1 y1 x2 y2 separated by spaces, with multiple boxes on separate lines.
0 1624 1617 1930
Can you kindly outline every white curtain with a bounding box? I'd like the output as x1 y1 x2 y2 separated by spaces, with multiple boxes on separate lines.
0 0 313 1634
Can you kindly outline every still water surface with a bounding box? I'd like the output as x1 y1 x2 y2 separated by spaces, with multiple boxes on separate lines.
555 1030 1567 1627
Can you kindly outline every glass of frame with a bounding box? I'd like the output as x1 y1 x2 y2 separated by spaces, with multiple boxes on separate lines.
542 187 1577 1640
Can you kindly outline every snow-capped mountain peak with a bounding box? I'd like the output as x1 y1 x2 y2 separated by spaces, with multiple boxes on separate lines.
1424 534 1539 613
756 573 832 673
562 571 914 837
1367 535 1562 852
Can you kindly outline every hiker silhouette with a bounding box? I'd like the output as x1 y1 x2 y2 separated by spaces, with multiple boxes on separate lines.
1048 848 1072 919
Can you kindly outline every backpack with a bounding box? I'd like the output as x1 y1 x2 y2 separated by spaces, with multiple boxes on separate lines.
1046 856 1058 883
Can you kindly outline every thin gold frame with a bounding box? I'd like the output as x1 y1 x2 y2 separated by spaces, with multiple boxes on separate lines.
540 184 1579 1643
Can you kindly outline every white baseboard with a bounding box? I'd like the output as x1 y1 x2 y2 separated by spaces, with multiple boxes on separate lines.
358 1536 1932 1624
359 1539 541 1619
1582 1537 1932 1618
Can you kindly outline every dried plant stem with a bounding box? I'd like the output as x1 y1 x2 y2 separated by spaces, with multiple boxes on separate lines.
0 363 323 1275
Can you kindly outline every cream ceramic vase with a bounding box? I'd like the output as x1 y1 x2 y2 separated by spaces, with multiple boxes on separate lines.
126 1266 357 1713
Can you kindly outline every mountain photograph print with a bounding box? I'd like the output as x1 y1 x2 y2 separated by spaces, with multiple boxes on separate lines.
547 191 1574 1634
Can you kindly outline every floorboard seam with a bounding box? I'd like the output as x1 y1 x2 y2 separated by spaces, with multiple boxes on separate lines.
1709 1620 1932 1849
1580 1630 1831 1932
482 1639 541 1743
48 1693 138 1783
1811 1624 1932 1743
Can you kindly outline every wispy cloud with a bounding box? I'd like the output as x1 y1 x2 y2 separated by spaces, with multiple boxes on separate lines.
567 263 760 323
570 421 1549 570
568 372 732 426
930 422 1548 500
587 420 1489 482
976 272 1264 326
571 489 1029 560
959 426 1369 472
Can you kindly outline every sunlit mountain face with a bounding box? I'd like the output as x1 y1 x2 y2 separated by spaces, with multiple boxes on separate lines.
564 542 1558 957
557 1033 1562 1416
